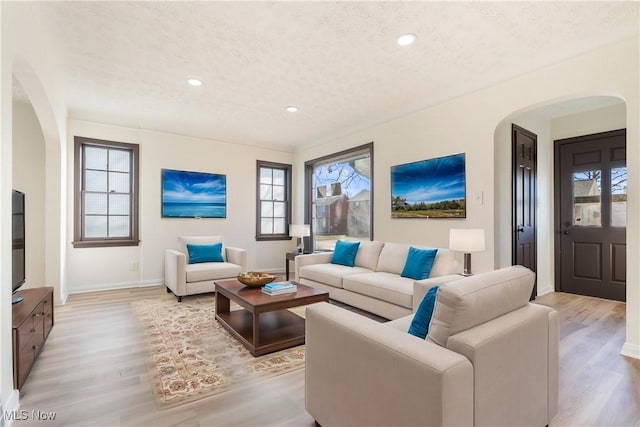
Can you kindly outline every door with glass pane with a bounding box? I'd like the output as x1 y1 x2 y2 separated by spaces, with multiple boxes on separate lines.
555 129 626 301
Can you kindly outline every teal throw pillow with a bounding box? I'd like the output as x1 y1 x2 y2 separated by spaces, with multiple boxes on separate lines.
401 247 438 280
186 242 224 264
408 285 440 339
330 240 361 267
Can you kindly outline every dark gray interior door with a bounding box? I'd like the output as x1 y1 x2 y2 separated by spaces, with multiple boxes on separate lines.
513 124 537 300
555 129 626 301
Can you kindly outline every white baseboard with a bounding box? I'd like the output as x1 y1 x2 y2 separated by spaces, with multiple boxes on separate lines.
536 286 554 297
1 389 20 427
621 342 640 360
66 279 164 295
65 268 287 296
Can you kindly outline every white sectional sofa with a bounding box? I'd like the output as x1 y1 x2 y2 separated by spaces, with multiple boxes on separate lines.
295 240 461 319
305 266 559 426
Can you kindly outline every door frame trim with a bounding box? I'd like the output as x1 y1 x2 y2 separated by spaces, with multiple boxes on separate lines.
552 128 626 293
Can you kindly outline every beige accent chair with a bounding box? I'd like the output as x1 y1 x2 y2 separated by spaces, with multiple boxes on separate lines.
305 265 559 427
164 236 247 302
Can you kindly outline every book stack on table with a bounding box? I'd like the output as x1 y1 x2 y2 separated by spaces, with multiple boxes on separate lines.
262 281 298 296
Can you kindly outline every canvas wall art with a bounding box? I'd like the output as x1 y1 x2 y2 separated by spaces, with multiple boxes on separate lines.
391 153 466 218
161 168 227 218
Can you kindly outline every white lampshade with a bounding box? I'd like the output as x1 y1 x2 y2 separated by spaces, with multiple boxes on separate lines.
449 228 485 253
289 224 310 237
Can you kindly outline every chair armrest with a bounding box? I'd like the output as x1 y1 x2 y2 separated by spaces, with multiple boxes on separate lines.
294 252 333 280
164 249 187 295
413 274 463 310
225 246 247 271
306 303 473 427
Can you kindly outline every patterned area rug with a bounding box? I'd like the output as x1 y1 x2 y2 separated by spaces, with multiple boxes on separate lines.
131 294 306 408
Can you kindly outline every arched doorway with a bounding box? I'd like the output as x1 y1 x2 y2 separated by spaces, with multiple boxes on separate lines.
12 57 67 305
494 95 626 298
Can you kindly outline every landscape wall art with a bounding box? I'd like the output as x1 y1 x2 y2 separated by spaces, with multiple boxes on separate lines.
161 168 227 218
391 153 466 218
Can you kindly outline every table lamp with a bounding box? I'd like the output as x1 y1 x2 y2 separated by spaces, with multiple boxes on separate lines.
449 228 485 276
289 224 310 253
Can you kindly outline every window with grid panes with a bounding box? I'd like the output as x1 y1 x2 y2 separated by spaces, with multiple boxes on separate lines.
256 161 292 241
73 137 139 247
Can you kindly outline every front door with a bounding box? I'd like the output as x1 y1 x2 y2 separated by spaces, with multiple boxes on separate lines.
513 124 537 300
555 129 626 301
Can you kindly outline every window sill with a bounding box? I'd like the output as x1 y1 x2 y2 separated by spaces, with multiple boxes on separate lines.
72 239 140 248
255 235 293 242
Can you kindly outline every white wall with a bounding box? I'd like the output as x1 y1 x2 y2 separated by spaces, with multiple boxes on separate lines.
65 120 296 293
294 109 494 272
12 100 46 289
552 103 626 139
0 3 17 415
294 37 639 358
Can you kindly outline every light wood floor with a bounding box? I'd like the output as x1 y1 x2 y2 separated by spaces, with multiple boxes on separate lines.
13 286 640 427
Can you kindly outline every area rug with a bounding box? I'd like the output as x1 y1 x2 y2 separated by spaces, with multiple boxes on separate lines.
131 294 306 408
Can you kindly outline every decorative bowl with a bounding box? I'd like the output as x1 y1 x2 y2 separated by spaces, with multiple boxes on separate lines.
237 272 276 287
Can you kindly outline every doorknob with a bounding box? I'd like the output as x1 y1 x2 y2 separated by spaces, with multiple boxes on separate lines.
563 230 570 235
516 226 524 232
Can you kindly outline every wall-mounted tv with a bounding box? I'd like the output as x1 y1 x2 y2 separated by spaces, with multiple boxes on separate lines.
12 189 25 304
161 169 227 218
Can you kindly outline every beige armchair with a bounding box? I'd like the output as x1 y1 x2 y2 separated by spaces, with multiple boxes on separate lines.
305 266 558 426
164 235 247 302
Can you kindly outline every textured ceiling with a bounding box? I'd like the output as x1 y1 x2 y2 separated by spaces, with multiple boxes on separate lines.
15 1 640 149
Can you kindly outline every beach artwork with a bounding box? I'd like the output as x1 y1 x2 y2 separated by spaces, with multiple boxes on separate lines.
161 169 227 218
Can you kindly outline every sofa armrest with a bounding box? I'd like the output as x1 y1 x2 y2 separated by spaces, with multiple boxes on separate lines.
413 274 463 310
306 303 473 427
225 246 247 271
294 252 333 280
164 249 187 296
446 303 558 426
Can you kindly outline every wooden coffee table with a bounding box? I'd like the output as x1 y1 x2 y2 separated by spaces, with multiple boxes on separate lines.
214 279 329 356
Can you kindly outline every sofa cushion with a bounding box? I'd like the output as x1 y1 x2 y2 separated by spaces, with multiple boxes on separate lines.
408 285 440 339
343 272 414 309
331 240 361 267
354 240 385 271
428 248 459 277
401 247 438 280
376 243 411 275
185 262 242 283
299 263 372 289
186 243 224 264
427 265 535 347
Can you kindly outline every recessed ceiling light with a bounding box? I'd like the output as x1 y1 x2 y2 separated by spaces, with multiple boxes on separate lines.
397 33 417 46
286 106 299 113
187 78 202 87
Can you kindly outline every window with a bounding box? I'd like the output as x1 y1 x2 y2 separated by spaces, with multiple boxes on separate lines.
256 160 292 241
611 166 627 227
305 143 373 251
73 136 139 247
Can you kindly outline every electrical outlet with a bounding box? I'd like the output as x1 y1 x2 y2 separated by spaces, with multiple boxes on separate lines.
130 262 139 271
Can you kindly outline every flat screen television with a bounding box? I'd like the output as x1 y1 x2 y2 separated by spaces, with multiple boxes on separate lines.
12 189 25 304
